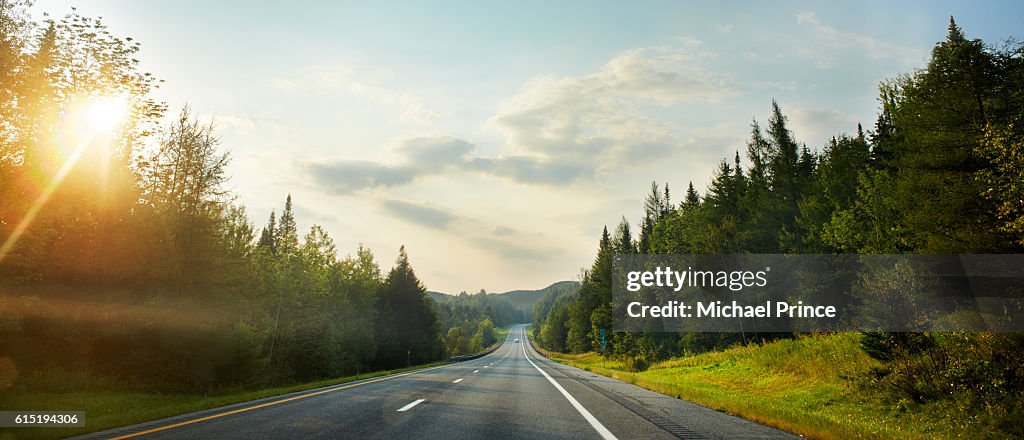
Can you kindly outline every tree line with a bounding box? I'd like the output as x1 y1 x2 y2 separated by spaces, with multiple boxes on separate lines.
435 289 535 356
0 1 458 393
534 17 1024 419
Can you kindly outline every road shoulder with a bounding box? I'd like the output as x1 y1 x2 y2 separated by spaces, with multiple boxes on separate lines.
527 341 799 440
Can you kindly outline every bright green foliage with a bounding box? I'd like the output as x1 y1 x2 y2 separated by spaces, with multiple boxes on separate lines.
445 327 469 356
799 132 871 252
469 318 496 353
533 19 1024 435
828 17 1022 254
977 121 1024 244
531 281 578 352
436 289 526 356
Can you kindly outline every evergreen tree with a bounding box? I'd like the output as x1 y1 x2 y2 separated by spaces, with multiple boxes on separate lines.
740 119 778 252
701 160 742 252
829 17 1019 253
637 181 663 253
799 134 870 252
258 210 277 253
683 181 700 209
375 246 442 367
277 194 299 254
614 217 635 254
766 100 804 251
565 227 611 353
732 151 747 208
662 183 673 218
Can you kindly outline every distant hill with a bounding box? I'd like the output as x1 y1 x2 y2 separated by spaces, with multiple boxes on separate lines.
427 281 579 317
495 281 579 313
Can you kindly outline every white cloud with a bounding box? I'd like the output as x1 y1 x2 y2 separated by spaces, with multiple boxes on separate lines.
306 136 474 193
795 11 926 69
749 80 799 92
394 136 475 169
304 42 740 190
788 107 861 148
201 113 283 136
492 225 517 236
273 64 449 124
488 41 738 182
380 199 460 230
377 199 559 262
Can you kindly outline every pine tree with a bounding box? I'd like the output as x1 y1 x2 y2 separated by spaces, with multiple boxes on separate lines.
732 151 747 206
845 17 1014 253
565 227 611 353
705 160 737 215
258 210 277 254
614 217 634 254
662 183 672 217
701 160 742 252
637 181 663 253
765 101 804 252
277 195 298 254
375 246 442 367
683 181 700 209
740 119 778 252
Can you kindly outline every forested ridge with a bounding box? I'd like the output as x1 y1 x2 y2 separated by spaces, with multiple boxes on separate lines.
0 1 502 394
535 18 1024 432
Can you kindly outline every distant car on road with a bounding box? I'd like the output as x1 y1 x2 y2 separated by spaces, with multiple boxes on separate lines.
514 338 520 343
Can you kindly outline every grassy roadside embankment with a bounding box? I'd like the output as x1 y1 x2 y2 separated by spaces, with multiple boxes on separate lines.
537 333 992 440
0 361 448 440
495 325 510 342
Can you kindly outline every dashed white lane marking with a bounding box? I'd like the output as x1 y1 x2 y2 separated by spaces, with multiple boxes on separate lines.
484 365 489 368
520 329 618 440
473 369 480 373
453 378 463 383
397 399 426 412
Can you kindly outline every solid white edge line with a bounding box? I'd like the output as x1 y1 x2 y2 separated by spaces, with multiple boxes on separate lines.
521 328 618 440
396 398 426 412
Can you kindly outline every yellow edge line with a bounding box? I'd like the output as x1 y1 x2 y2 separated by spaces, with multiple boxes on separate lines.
111 364 449 439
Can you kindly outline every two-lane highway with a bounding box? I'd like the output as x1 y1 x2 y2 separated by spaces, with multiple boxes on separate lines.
78 325 797 439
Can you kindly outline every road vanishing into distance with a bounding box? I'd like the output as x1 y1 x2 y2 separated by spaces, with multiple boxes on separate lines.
78 325 797 440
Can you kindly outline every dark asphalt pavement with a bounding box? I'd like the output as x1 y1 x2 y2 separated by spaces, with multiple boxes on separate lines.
75 325 798 439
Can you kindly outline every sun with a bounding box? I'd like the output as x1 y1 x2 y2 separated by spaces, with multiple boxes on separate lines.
85 95 130 134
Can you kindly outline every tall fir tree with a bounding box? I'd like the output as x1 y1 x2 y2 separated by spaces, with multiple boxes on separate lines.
637 181 664 254
277 195 299 254
258 210 278 254
374 246 442 367
683 181 700 209
766 100 804 252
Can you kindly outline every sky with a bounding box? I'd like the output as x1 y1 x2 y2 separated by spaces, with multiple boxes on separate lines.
31 1 1024 294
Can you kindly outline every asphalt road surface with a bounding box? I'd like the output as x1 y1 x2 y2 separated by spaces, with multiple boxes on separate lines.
77 325 798 440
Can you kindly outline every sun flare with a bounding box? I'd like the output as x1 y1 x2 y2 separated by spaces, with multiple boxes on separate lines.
85 95 130 133
0 94 132 262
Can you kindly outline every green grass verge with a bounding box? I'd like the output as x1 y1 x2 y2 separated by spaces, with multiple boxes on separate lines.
538 334 996 440
495 325 510 341
0 361 448 440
